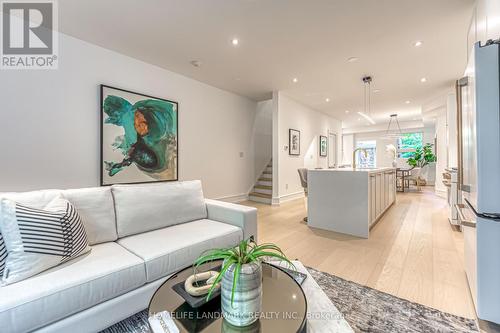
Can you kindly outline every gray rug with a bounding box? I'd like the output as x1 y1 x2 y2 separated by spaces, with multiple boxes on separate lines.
101 268 478 333
307 267 478 333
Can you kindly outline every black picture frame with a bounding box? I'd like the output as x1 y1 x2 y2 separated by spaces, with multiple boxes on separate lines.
100 84 179 186
289 129 301 156
319 135 328 157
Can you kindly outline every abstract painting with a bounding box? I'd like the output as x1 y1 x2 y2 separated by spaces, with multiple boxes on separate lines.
100 85 178 185
320 135 327 157
289 129 300 156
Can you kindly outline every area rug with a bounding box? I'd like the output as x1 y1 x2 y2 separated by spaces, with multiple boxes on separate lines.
306 267 478 333
100 268 478 333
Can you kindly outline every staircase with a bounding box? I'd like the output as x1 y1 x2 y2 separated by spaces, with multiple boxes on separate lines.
249 161 273 204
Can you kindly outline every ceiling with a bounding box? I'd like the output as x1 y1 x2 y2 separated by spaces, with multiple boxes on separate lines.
58 0 474 128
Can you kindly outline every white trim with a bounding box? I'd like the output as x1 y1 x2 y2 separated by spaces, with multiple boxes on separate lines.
215 193 249 203
272 191 305 205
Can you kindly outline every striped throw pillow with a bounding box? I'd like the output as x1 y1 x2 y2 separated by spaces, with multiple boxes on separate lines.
0 234 5 277
0 196 91 285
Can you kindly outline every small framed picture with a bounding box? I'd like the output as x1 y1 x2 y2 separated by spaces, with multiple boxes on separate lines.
319 135 327 157
289 129 300 156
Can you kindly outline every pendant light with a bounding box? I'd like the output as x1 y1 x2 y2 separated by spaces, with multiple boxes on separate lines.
357 76 376 125
385 114 403 138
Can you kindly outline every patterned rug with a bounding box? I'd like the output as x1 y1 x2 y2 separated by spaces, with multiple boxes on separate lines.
101 268 478 333
306 267 478 333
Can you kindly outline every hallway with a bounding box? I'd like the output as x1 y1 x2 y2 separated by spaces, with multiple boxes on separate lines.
242 188 475 319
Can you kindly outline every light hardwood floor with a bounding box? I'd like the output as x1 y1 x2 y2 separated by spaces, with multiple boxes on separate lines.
241 187 476 319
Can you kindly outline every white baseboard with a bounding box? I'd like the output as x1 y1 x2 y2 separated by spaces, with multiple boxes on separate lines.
273 191 305 205
215 193 249 203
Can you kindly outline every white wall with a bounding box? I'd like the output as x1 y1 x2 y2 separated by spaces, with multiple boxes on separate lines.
435 112 448 196
253 100 273 179
341 134 354 165
0 33 257 200
274 92 342 202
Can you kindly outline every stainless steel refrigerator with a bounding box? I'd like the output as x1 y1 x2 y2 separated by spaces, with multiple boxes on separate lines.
457 40 500 324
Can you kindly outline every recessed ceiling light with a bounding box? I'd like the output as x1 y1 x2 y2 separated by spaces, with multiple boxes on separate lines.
405 100 411 104
345 110 350 114
292 77 298 83
347 57 359 63
325 98 330 102
231 38 239 46
420 77 427 83
373 89 381 93
414 40 423 47
357 118 362 121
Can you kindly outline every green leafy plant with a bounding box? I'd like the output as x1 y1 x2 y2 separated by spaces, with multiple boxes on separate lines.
194 238 295 305
407 143 437 168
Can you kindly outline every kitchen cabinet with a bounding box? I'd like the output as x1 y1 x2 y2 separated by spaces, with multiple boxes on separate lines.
369 169 396 227
308 167 396 238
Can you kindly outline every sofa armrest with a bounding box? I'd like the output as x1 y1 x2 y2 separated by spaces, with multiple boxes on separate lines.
205 199 258 242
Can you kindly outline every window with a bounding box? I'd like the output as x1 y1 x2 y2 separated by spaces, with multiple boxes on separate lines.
398 132 423 158
356 140 376 168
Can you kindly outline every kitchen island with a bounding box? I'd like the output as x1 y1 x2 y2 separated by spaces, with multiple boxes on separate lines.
308 167 396 238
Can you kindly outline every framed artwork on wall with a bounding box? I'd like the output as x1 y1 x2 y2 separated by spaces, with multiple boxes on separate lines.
289 129 301 156
319 135 328 157
100 85 178 186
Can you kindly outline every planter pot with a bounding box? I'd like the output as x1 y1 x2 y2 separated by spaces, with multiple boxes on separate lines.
221 261 262 327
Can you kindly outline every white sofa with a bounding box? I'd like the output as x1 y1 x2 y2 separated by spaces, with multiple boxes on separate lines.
0 180 257 333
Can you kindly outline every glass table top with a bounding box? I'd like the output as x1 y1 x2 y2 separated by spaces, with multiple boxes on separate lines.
148 260 307 333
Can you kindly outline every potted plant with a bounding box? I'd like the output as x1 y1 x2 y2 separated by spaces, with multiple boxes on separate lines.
407 143 437 186
194 238 294 327
407 143 436 168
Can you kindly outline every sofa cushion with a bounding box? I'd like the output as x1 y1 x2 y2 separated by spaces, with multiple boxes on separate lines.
0 189 61 209
112 180 207 238
0 242 146 333
117 219 243 282
0 235 5 277
0 197 91 286
62 187 118 245
0 190 60 280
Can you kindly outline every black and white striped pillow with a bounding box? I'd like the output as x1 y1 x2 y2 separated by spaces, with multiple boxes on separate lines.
0 234 5 277
0 197 91 285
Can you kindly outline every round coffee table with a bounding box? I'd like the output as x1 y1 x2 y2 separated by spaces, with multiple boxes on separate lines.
149 260 307 332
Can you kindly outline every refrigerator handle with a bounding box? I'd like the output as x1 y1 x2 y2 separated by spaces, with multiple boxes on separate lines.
456 76 469 192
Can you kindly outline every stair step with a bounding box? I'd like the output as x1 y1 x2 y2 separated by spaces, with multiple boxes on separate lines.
263 171 272 175
257 180 272 187
249 192 272 199
259 177 272 182
255 185 272 190
248 195 272 204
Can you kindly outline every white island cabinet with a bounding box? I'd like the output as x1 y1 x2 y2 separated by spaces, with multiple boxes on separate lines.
308 168 396 238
